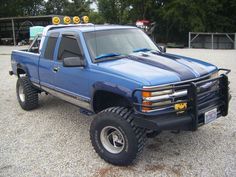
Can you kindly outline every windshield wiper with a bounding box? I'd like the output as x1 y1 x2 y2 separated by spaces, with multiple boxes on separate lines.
132 48 152 53
95 53 122 60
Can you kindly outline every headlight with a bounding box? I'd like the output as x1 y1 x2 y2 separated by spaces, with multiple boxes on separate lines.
142 89 173 112
210 71 218 79
142 89 172 97
141 88 187 112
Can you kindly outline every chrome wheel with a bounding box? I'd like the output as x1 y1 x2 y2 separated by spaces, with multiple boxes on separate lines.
18 84 25 102
100 126 125 154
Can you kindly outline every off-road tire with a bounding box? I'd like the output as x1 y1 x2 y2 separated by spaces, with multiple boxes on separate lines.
16 76 39 110
90 107 146 166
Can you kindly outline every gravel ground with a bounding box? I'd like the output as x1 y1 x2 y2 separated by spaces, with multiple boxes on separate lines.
0 46 235 177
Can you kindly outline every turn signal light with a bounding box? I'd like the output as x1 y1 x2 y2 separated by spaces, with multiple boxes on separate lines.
142 101 152 112
142 91 151 97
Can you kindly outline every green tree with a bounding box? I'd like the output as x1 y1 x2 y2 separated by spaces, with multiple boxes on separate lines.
64 0 92 16
158 0 206 42
202 0 236 32
97 0 131 24
1 0 236 44
89 11 105 24
0 0 44 17
129 0 157 21
44 0 69 15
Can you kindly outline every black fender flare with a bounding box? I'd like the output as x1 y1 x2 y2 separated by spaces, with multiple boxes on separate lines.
16 63 29 77
91 81 133 111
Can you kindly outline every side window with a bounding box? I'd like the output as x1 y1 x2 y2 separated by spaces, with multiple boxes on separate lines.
57 35 82 61
44 33 59 60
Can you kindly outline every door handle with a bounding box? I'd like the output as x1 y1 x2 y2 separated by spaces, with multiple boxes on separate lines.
53 67 59 73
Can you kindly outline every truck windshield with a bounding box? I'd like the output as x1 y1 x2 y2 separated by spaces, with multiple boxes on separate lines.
84 28 159 62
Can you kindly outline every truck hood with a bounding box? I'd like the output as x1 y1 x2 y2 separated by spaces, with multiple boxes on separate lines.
97 52 217 85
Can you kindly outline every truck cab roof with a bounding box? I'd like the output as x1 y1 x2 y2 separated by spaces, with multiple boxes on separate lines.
39 24 137 50
47 24 136 33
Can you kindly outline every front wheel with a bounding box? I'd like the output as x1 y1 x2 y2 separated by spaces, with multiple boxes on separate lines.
90 107 146 166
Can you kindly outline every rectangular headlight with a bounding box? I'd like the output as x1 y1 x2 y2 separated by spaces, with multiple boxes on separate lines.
141 88 187 112
210 71 219 79
142 89 173 98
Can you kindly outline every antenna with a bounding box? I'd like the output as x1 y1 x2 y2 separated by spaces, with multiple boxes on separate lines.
94 25 98 58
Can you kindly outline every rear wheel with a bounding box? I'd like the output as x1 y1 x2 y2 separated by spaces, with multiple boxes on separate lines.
16 77 39 110
90 107 146 166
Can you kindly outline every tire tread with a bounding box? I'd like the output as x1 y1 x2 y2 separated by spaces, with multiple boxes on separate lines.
90 106 146 165
17 77 39 110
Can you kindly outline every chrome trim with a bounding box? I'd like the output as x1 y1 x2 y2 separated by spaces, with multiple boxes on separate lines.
142 106 173 113
143 90 187 102
41 86 92 111
12 50 40 56
199 81 217 90
151 90 172 96
32 82 40 88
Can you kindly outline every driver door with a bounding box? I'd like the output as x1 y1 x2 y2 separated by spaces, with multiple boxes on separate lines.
52 33 90 109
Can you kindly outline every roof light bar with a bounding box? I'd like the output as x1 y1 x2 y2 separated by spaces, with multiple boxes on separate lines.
52 16 89 25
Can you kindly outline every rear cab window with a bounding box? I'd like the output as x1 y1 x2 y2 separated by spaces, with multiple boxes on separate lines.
28 34 41 54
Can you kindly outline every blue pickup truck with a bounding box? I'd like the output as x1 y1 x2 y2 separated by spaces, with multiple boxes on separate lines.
10 24 230 166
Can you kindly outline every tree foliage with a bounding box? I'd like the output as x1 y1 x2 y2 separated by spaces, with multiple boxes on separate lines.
63 0 92 16
44 0 68 15
97 0 236 43
0 0 45 17
0 0 235 43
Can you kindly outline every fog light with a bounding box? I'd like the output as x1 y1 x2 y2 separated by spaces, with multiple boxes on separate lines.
52 16 60 25
174 102 187 111
64 16 71 24
73 16 80 24
82 16 89 23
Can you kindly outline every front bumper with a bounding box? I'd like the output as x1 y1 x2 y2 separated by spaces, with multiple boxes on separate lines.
132 69 231 131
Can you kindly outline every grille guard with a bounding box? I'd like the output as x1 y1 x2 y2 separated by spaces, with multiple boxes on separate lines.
132 68 231 130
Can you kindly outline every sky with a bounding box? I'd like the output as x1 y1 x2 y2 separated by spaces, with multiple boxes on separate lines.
44 0 98 12
90 2 98 12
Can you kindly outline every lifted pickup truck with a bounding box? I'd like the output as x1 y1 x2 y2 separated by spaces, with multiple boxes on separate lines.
10 24 230 166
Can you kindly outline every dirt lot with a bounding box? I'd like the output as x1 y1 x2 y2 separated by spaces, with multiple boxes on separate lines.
0 46 235 177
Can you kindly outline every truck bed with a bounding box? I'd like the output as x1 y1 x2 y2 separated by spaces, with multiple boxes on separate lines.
11 50 40 84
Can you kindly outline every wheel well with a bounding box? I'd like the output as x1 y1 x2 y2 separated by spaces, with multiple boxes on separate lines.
17 68 26 77
93 90 132 113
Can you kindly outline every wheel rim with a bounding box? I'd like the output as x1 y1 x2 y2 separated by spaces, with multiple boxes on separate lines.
18 84 25 102
100 126 125 154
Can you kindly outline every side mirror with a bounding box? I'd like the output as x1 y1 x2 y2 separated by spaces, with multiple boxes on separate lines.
160 46 166 53
63 57 85 67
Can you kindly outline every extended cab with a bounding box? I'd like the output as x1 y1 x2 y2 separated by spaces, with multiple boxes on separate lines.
10 24 230 166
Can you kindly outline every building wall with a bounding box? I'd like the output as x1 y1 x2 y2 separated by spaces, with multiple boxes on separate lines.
0 17 52 45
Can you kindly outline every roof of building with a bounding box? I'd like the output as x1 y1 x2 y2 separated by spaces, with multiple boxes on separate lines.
0 15 62 21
